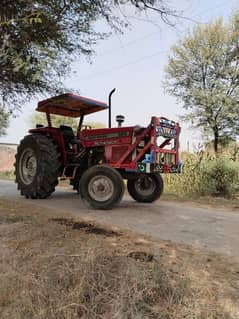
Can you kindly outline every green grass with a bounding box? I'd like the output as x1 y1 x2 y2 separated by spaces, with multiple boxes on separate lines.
163 152 239 200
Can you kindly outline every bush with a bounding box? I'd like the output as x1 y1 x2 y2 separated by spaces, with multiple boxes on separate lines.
163 154 203 196
200 158 239 198
163 153 239 199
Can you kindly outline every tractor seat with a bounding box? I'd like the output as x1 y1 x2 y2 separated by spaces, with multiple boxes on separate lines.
59 125 80 147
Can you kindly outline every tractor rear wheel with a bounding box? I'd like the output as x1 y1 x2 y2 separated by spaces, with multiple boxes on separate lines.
15 134 61 199
79 165 124 210
127 173 164 203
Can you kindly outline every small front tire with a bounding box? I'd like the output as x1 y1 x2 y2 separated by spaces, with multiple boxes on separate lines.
127 173 164 203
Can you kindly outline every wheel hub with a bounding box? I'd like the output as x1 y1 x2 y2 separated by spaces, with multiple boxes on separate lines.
88 175 114 202
19 148 37 185
135 176 156 196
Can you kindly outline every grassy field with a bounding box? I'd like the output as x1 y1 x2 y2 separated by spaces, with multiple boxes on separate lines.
0 198 238 319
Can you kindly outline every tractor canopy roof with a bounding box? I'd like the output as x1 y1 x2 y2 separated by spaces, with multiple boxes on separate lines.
37 93 108 117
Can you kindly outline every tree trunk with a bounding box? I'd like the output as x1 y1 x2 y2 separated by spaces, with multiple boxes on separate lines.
213 128 219 155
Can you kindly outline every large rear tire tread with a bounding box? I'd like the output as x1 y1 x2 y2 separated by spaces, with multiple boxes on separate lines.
127 173 164 203
15 134 61 199
79 165 124 210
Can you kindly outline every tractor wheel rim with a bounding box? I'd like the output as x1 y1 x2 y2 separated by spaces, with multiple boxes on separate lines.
19 148 37 185
88 175 114 202
135 176 156 196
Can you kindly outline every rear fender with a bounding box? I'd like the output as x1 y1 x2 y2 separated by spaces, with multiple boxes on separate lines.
28 127 67 166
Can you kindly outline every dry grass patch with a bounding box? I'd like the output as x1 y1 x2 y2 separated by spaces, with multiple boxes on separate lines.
0 199 238 319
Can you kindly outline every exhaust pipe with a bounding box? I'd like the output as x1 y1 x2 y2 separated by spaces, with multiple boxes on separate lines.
108 88 116 128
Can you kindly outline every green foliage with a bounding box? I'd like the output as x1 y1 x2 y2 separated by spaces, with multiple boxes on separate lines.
0 0 175 112
164 152 239 199
164 15 239 153
204 138 239 160
164 154 202 196
201 158 239 198
0 107 9 136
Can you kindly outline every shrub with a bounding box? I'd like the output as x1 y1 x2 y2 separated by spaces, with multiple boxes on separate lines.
163 153 239 199
200 158 239 198
163 154 203 196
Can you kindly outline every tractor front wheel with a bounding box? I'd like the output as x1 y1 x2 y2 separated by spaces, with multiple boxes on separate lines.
79 165 124 210
15 134 61 199
127 173 164 203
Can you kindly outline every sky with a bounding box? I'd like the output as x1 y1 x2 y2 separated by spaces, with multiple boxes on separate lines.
1 0 238 151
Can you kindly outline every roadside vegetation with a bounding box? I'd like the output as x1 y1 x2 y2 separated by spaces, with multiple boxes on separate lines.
164 145 239 202
0 170 14 181
0 198 238 319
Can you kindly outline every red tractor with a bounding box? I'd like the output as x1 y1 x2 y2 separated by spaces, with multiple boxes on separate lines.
15 90 181 209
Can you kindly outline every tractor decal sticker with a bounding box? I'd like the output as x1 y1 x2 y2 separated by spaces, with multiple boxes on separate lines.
137 163 151 173
94 140 117 146
84 131 130 140
153 164 164 173
156 126 177 138
137 163 146 173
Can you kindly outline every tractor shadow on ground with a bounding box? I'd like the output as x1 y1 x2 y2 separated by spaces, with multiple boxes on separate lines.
16 188 163 220
55 189 162 213
55 188 161 209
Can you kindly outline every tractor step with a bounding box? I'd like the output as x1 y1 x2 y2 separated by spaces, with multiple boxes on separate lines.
60 165 80 180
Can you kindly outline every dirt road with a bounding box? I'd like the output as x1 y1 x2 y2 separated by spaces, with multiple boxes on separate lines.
0 179 238 261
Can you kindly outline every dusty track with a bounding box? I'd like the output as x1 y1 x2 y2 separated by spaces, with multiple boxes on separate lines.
0 179 238 261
